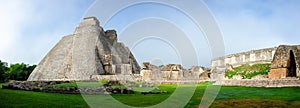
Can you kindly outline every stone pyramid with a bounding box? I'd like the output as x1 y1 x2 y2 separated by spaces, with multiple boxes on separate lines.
28 17 140 81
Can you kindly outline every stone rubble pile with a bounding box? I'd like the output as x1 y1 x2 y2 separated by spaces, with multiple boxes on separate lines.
2 80 135 94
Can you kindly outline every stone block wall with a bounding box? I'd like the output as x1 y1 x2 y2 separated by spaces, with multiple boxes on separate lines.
27 35 74 81
218 79 300 87
211 47 276 68
111 64 132 75
269 45 300 78
139 62 209 81
162 71 180 80
210 47 276 80
268 68 288 78
91 75 136 81
140 70 151 81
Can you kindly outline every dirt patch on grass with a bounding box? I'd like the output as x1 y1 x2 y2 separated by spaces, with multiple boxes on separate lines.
210 99 300 108
196 96 203 100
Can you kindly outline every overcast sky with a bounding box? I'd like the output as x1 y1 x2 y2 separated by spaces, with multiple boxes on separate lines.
0 0 300 68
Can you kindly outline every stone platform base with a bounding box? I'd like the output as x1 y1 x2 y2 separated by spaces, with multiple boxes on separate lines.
91 75 137 81
218 79 300 87
146 80 211 84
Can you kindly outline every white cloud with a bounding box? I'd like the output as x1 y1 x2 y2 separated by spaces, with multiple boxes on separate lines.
204 0 300 54
0 0 33 63
0 0 94 64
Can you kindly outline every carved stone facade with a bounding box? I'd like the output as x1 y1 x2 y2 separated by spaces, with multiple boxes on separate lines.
28 17 140 81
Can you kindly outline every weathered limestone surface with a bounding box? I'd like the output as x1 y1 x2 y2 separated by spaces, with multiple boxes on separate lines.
211 45 300 80
140 70 152 81
198 71 211 80
140 62 163 81
269 45 300 78
190 66 205 76
270 45 300 68
251 75 268 80
219 79 300 87
211 47 276 80
28 17 140 81
71 17 104 80
90 75 136 81
139 62 209 81
211 47 276 68
269 68 288 79
28 35 73 80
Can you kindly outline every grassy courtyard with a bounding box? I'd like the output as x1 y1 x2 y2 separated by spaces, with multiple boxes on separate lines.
1 82 300 108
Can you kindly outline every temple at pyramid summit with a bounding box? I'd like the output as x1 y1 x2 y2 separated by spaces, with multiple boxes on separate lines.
28 17 140 81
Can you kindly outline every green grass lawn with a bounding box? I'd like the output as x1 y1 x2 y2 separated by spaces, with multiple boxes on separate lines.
112 84 176 106
1 82 300 108
0 83 89 107
186 84 300 108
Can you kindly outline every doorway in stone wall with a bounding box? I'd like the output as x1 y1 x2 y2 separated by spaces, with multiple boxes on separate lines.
288 50 297 77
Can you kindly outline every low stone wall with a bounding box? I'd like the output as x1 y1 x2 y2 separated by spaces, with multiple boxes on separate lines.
148 80 211 84
218 79 300 87
2 81 134 94
2 81 79 94
91 75 137 81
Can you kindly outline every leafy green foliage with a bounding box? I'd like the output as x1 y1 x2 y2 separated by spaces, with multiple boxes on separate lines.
6 63 36 81
0 60 9 82
99 79 108 84
0 60 36 82
225 64 270 79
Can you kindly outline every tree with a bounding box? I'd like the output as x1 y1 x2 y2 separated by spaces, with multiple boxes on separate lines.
0 60 36 82
25 65 36 79
6 63 36 81
0 60 9 82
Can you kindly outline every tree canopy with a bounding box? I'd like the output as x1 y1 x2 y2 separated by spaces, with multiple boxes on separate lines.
0 60 9 82
0 60 36 82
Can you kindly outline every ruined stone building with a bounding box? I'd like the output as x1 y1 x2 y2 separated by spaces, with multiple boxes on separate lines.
140 62 209 81
27 16 300 82
28 17 140 81
210 47 276 80
211 47 276 69
269 45 300 78
211 45 300 80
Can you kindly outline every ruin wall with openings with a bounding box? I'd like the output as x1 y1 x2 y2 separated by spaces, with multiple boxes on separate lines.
210 47 277 80
211 47 277 69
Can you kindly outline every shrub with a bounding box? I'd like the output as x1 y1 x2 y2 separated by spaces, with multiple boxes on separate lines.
225 64 270 79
